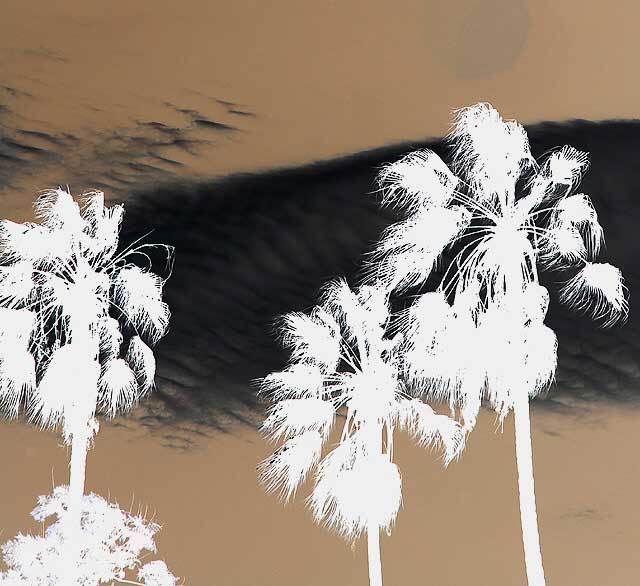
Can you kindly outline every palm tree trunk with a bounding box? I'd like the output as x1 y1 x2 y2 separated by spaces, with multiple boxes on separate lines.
69 423 88 507
367 522 382 586
513 397 546 586
68 423 89 583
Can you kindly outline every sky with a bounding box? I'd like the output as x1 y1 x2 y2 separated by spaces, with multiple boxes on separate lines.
1 1 640 584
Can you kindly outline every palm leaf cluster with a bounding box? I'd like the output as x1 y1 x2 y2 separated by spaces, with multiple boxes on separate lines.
369 102 627 429
0 188 172 441
258 279 463 543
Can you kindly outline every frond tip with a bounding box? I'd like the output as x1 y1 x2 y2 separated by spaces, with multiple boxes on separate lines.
257 430 324 502
308 452 402 543
558 262 629 327
376 149 458 212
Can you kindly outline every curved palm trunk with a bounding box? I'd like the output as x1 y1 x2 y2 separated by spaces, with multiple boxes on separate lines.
513 397 546 586
367 522 382 586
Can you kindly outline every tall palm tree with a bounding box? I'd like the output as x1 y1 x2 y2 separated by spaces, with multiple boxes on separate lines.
258 278 464 586
365 103 628 585
0 188 173 583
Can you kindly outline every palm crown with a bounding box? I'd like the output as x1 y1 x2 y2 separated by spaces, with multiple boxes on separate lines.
0 188 172 439
367 103 628 427
258 278 464 548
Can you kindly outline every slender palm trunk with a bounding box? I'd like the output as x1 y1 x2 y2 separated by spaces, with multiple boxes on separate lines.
367 522 382 586
65 422 89 585
513 397 546 586
69 423 89 511
70 423 89 497
65 319 95 584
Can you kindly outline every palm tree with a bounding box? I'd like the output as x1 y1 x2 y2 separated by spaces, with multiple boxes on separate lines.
0 188 173 583
258 278 464 586
365 103 628 585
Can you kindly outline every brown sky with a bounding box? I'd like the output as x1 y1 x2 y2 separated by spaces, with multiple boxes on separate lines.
1 1 639 584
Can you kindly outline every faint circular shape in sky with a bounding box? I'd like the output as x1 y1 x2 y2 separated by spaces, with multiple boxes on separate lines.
425 0 529 78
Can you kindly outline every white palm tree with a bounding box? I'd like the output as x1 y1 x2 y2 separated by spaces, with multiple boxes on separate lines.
258 278 464 586
366 103 628 585
0 188 173 583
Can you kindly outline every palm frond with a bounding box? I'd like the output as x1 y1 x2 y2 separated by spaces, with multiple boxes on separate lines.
33 189 85 232
27 344 101 442
261 397 335 441
257 363 326 401
309 450 402 543
449 103 534 200
97 358 139 418
397 398 464 465
376 149 458 213
257 430 324 502
558 262 629 327
279 307 341 372
112 266 170 344
125 335 157 396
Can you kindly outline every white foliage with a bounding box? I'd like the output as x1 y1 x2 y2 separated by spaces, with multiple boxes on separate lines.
366 205 471 291
137 561 179 586
397 398 464 465
280 307 341 373
0 220 74 270
0 263 34 308
522 323 558 394
309 450 402 542
449 102 534 199
546 146 590 190
0 307 35 346
260 280 463 548
98 358 139 418
258 430 324 502
365 103 628 586
371 103 628 421
258 362 326 401
0 486 179 586
112 266 170 345
539 224 587 268
0 348 36 418
397 291 459 401
0 188 170 426
28 343 101 443
34 188 85 234
80 191 124 261
559 262 628 327
376 149 458 212
262 397 335 441
126 336 157 395
551 192 603 257
98 316 123 361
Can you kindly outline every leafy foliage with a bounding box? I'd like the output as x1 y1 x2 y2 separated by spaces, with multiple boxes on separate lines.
258 279 464 543
0 486 179 586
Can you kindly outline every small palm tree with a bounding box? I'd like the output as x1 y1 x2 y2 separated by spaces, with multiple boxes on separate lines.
0 188 173 583
366 103 628 585
258 278 464 586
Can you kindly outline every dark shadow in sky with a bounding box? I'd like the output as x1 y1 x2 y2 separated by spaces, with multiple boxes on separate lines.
0 95 244 202
1 102 638 442
115 119 640 439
